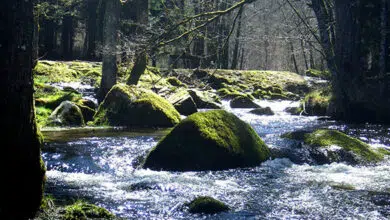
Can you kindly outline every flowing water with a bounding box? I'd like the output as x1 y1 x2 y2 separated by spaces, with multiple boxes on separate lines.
42 100 390 219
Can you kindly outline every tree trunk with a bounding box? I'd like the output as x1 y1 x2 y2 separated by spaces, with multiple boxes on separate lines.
98 0 120 103
300 39 309 70
240 48 245 69
379 0 388 97
85 0 99 60
290 41 299 74
33 7 40 66
42 19 57 59
0 0 45 218
95 0 106 59
127 51 148 85
231 6 243 70
61 15 74 60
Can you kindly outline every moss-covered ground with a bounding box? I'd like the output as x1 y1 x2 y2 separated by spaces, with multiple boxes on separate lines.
33 60 319 128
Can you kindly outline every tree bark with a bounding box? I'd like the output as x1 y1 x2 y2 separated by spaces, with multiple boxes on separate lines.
0 0 45 218
231 6 243 70
290 41 299 74
84 0 99 60
98 0 120 103
379 0 388 97
127 51 148 85
61 15 74 60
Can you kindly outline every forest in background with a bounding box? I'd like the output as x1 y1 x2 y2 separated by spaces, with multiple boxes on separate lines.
34 0 323 73
1 0 390 219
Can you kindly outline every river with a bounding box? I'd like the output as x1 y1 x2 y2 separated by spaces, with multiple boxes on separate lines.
42 100 390 219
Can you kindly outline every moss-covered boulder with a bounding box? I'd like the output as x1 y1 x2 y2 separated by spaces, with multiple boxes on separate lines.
230 96 260 108
35 91 82 110
187 196 229 214
62 201 114 220
282 129 385 164
166 76 186 87
94 84 181 127
305 68 331 79
250 107 274 116
217 88 243 99
48 101 85 127
188 89 221 109
78 99 97 110
143 110 270 171
75 103 96 122
301 90 330 116
166 89 197 116
284 107 301 115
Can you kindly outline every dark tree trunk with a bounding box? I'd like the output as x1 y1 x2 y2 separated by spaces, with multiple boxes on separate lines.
231 6 243 70
300 39 309 70
127 51 148 85
61 15 74 60
41 19 57 59
33 7 40 66
85 0 99 60
311 0 336 74
0 0 45 218
98 0 120 103
240 48 245 69
95 0 106 59
379 0 388 97
290 41 299 74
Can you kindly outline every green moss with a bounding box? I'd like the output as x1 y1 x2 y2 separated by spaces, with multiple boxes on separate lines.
35 91 82 110
62 201 114 220
36 106 53 127
230 95 260 108
48 101 85 127
33 61 102 86
93 84 181 127
305 69 331 79
143 110 270 171
187 196 229 214
40 195 55 212
302 89 331 116
283 129 384 163
217 88 243 99
166 77 186 87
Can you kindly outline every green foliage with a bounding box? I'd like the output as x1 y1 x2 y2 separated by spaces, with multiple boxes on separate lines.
143 110 270 171
187 196 229 214
62 201 114 220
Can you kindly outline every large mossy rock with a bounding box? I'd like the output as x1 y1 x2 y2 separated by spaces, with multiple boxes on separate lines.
48 101 85 127
143 110 270 171
230 96 260 108
94 84 181 127
188 89 221 109
282 129 385 165
187 196 229 214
